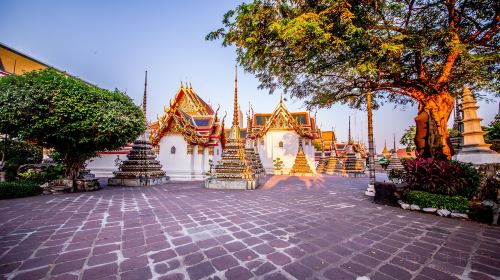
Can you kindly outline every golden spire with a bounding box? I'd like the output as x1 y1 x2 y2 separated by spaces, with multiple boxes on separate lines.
393 133 396 152
348 116 352 144
143 71 148 125
382 140 390 157
233 65 239 127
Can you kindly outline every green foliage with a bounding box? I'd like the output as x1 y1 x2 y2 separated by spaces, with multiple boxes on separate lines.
17 165 65 184
0 68 145 178
400 126 416 152
388 168 404 184
404 190 470 213
0 181 41 199
402 157 481 199
448 128 461 138
0 139 42 180
208 0 499 109
485 121 500 141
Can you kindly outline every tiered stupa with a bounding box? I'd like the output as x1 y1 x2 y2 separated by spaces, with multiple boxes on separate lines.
289 138 314 176
205 66 258 189
316 150 326 173
342 117 365 176
386 134 404 172
324 147 341 174
108 71 168 186
382 141 391 159
450 99 463 153
454 86 500 164
245 111 265 178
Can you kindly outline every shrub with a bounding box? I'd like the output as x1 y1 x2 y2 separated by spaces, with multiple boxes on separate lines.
402 157 481 199
0 181 41 199
1 139 42 180
17 165 65 184
388 168 405 184
404 190 470 213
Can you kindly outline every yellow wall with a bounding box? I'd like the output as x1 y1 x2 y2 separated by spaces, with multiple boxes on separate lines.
0 46 47 75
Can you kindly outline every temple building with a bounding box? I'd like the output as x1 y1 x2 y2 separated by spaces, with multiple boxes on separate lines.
246 98 319 174
149 83 224 180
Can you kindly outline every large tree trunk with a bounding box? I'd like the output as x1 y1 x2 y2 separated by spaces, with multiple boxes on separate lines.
414 93 455 159
64 155 86 191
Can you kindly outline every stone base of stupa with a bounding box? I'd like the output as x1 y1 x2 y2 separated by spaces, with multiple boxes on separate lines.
205 178 258 190
453 145 500 164
108 176 169 187
289 172 314 176
341 170 366 178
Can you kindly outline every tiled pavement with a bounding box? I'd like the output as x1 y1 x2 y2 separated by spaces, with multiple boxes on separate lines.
0 175 499 280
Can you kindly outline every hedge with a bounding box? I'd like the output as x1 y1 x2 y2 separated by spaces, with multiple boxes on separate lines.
403 190 470 213
0 181 42 199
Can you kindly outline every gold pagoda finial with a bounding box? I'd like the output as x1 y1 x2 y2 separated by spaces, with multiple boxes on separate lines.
232 64 239 127
180 80 184 88
393 133 396 152
348 116 352 144
189 82 192 89
143 71 148 125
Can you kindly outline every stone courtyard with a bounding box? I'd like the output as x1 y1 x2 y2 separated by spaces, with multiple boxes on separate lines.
0 175 499 280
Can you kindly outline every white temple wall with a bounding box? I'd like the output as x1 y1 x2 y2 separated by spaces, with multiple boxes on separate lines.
157 135 219 181
158 135 193 181
258 130 315 174
86 153 124 177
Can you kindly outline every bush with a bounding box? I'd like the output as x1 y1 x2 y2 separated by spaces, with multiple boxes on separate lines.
404 190 470 213
402 157 481 199
1 139 42 180
0 181 41 199
17 165 65 184
388 168 405 184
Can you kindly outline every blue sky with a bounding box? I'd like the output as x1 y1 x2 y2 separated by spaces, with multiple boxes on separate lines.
1 0 498 152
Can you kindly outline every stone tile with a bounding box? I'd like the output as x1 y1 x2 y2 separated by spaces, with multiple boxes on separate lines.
186 261 215 280
150 249 176 263
323 268 355 280
284 262 313 279
204 246 227 258
340 261 371 276
175 243 199 256
224 266 253 280
267 252 291 266
120 256 148 272
223 241 246 252
82 263 118 280
234 248 258 262
51 258 86 275
121 267 153 280
211 254 239 271
379 264 413 280
12 267 49 280
88 252 117 266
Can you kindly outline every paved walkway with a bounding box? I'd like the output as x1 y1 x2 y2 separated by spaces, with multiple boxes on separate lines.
0 175 499 280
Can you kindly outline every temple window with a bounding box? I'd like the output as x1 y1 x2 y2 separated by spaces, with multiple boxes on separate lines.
170 146 176 154
198 146 204 154
187 145 193 154
278 141 284 148
305 139 309 145
260 138 264 145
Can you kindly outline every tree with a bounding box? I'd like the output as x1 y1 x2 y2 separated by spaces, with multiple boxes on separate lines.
0 68 145 179
400 125 416 152
207 0 499 159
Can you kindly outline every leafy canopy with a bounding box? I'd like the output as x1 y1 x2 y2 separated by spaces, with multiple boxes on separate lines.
207 0 499 108
0 68 145 174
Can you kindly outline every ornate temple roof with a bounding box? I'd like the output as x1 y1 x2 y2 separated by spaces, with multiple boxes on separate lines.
248 99 319 139
150 85 224 147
